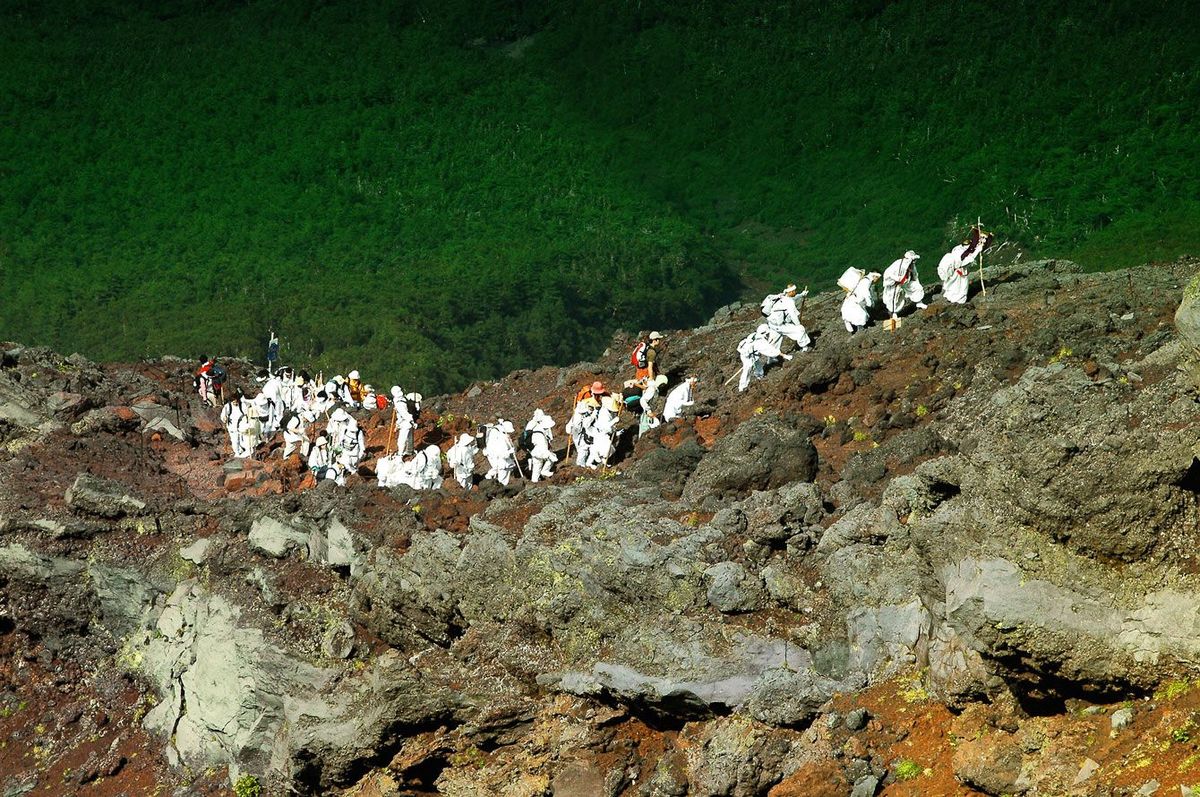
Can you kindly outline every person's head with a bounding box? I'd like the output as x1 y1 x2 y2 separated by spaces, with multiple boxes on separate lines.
654 374 669 387
649 331 664 345
602 395 621 414
390 386 403 399
199 355 208 364
498 420 514 435
687 376 697 386
459 432 475 446
904 250 920 261
590 381 606 395
784 283 797 296
315 435 328 447
868 272 882 283
756 323 770 335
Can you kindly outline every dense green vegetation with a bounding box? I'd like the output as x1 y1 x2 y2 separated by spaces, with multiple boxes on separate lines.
2 0 1197 391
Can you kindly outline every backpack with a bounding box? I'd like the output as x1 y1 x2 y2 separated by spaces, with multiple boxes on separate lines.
519 429 535 451
630 341 648 369
760 294 782 317
622 386 644 415
210 363 227 384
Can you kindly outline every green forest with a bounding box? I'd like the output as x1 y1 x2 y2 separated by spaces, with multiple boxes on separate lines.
2 0 1197 392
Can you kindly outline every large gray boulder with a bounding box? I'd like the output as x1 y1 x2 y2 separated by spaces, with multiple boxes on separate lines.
65 473 148 518
683 413 818 503
139 581 484 791
937 362 1200 560
1175 269 1200 349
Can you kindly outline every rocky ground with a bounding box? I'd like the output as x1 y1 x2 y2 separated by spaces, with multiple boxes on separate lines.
3 257 1200 796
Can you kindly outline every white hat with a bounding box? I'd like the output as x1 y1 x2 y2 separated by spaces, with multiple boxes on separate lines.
654 374 669 386
601 395 621 413
334 375 346 383
390 386 403 398
904 250 920 260
348 370 360 380
784 283 797 293
458 433 475 446
498 420 514 435
757 323 770 334
649 331 664 341
405 392 423 404
315 435 328 446
330 408 349 421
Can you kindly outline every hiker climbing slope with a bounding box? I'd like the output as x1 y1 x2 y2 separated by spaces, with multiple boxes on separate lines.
523 409 557 482
447 433 479 488
663 376 696 421
938 228 991 305
882 250 927 315
762 284 811 350
484 420 518 485
839 269 880 333
737 325 791 392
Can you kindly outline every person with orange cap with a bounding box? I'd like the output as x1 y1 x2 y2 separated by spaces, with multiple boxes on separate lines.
575 380 608 406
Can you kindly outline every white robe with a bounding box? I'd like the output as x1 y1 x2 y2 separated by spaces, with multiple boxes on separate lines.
446 439 478 488
336 424 364 470
566 404 596 467
841 277 876 332
937 243 980 305
584 409 620 469
738 331 785 392
414 445 443 489
308 444 331 472
282 415 309 458
764 294 811 349
663 382 695 420
221 399 249 458
394 403 415 456
375 453 405 488
484 427 517 485
526 426 557 482
882 255 925 314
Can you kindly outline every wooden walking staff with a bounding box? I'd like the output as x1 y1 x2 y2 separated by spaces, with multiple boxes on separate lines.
977 216 987 298
384 402 398 457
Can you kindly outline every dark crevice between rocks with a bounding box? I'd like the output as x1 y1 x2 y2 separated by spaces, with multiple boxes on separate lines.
927 479 962 504
1176 457 1200 495
589 692 732 733
292 717 462 795
403 753 450 791
995 655 1147 716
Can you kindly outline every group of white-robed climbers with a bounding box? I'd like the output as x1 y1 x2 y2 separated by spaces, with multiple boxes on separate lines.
208 227 990 487
735 228 993 391
209 358 700 490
